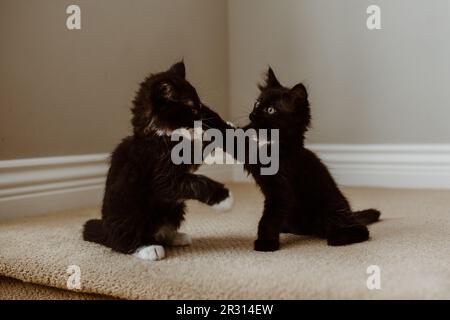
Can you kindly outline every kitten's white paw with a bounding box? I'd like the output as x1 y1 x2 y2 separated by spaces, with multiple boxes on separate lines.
134 245 165 261
212 192 234 212
170 232 192 246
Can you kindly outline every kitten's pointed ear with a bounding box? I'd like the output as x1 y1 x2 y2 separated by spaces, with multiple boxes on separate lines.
169 60 186 79
290 83 308 101
267 67 281 87
258 67 282 90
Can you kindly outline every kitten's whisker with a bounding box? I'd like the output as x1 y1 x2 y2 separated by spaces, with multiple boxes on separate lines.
200 122 213 130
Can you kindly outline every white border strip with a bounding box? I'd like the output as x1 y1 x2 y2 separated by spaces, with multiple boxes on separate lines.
2 144 450 218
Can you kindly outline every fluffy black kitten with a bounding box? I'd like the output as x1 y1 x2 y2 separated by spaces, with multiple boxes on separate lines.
245 67 381 252
82 61 233 261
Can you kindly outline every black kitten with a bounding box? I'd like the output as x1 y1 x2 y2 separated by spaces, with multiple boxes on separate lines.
245 67 381 252
82 61 233 261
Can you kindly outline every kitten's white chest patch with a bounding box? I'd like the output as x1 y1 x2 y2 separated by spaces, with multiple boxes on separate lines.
175 127 203 142
251 135 273 147
155 129 173 137
155 127 204 142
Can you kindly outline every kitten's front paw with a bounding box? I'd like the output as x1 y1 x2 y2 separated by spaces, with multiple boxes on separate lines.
212 190 234 212
254 239 279 252
134 245 165 261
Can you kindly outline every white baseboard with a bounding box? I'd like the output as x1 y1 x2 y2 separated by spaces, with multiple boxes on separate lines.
0 154 108 219
310 144 450 189
2 144 450 218
221 144 450 189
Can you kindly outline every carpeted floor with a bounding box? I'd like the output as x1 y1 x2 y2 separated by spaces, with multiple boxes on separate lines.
0 183 449 299
0 276 112 300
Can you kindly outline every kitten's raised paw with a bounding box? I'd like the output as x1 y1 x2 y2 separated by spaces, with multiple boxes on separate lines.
254 239 279 252
212 191 234 212
134 245 165 261
169 232 192 246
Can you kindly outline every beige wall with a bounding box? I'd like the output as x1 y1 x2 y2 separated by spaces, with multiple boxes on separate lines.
3 0 450 161
0 0 229 159
228 0 450 144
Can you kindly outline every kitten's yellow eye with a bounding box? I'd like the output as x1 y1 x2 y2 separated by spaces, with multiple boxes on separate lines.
266 107 275 114
254 101 260 109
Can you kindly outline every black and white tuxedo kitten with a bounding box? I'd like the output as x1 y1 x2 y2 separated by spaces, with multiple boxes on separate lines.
245 68 381 252
82 61 233 261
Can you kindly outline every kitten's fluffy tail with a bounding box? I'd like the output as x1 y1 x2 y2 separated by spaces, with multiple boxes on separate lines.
83 219 107 245
353 209 381 225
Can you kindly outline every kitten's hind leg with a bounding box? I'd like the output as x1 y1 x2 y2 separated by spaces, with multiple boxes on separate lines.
326 212 370 246
326 225 369 246
133 231 191 262
154 224 192 247
135 223 192 261
353 209 381 225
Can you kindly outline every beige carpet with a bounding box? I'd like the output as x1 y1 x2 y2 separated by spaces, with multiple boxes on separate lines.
0 183 449 299
0 276 112 300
